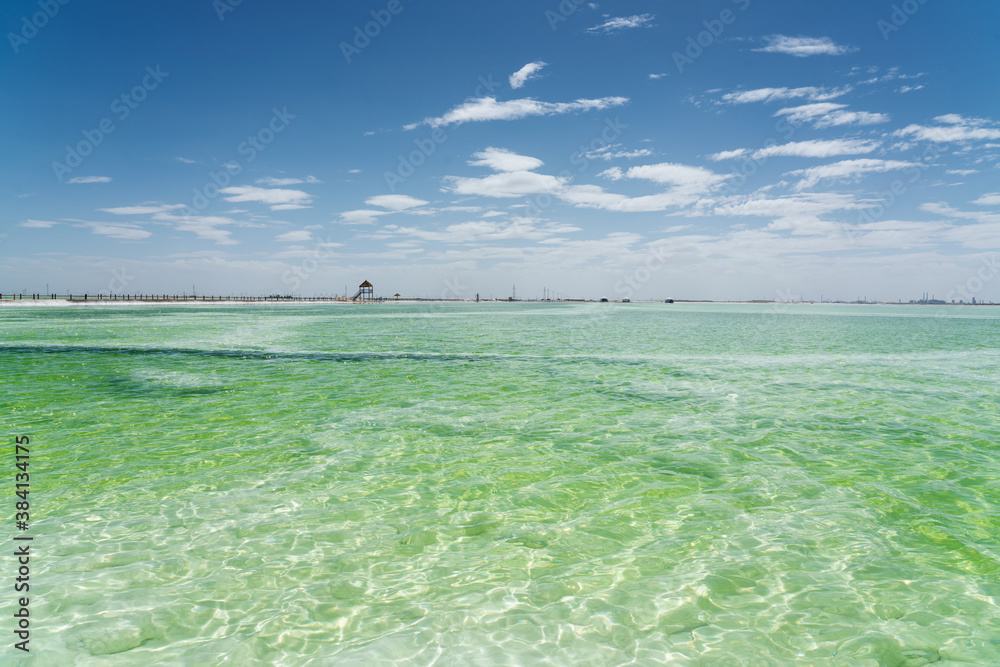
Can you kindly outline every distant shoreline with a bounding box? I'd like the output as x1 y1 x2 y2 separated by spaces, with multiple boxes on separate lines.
1 298 996 308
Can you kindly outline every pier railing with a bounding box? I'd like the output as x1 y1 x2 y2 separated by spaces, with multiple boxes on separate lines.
0 294 353 302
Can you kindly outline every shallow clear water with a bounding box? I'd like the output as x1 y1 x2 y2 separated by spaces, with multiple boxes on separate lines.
3 302 999 665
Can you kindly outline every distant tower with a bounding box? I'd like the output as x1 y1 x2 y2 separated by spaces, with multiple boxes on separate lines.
352 280 374 301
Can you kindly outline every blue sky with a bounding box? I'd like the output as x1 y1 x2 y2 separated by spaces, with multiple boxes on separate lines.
3 0 999 301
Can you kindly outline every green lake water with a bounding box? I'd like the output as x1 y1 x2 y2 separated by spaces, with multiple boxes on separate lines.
2 302 999 665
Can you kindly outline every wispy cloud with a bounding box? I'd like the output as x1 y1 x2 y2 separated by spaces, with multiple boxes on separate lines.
582 145 653 161
721 86 850 105
81 222 151 240
154 212 240 245
340 210 390 225
219 186 314 210
365 194 430 211
276 230 313 242
445 150 729 213
587 14 655 34
174 157 198 164
510 61 547 89
20 219 60 228
255 176 321 186
787 159 920 191
972 193 1000 206
67 176 112 184
710 139 881 161
754 35 854 57
377 219 580 244
99 203 185 215
775 103 890 128
405 96 628 129
648 73 668 80
468 147 545 172
894 115 1000 143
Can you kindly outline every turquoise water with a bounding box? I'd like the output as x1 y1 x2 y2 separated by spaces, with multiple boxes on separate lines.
3 302 999 665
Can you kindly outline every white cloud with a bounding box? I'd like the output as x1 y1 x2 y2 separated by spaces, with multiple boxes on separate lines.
99 204 185 215
711 192 869 235
587 14 655 33
256 177 303 186
276 230 313 242
775 103 890 128
340 210 390 225
754 35 853 57
709 149 749 161
365 194 430 210
947 169 978 176
82 223 151 240
68 176 112 184
649 73 668 80
377 219 580 244
20 219 60 228
444 150 729 212
894 116 1000 143
599 167 624 181
174 157 198 164
469 147 545 172
787 159 921 191
721 86 849 105
582 144 653 161
407 96 628 128
510 61 547 89
446 170 569 198
712 139 881 161
972 193 1000 206
255 175 321 186
220 186 313 210
624 163 730 190
153 212 240 245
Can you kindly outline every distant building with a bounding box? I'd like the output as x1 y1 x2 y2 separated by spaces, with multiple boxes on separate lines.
352 280 374 301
